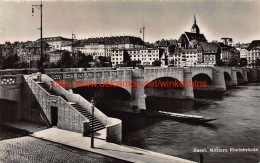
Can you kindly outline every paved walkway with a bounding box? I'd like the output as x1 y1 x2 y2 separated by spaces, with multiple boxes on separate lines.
0 136 130 163
32 128 196 163
4 121 47 133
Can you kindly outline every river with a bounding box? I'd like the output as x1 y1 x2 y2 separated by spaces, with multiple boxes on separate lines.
102 83 260 163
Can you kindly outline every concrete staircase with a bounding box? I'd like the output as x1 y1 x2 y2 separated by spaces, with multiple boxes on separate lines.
36 82 105 133
37 82 58 96
70 103 106 133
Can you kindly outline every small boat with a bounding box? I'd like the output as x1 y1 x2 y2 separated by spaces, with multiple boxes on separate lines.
148 111 218 123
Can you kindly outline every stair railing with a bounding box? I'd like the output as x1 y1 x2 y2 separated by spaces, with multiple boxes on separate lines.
41 74 110 126
24 75 89 133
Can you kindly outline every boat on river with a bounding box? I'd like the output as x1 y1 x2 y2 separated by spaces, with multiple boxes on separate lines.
148 111 218 123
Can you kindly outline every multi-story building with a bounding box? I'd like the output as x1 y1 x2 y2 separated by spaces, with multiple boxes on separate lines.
182 49 198 66
247 40 260 66
110 47 165 67
111 49 126 66
168 48 198 67
197 42 221 66
217 42 240 66
126 48 165 66
168 47 185 67
38 36 72 51
82 36 144 59
49 50 65 63
235 43 249 59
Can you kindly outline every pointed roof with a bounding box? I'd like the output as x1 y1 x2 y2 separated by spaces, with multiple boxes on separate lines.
200 42 220 53
178 34 189 43
184 32 207 42
247 40 260 51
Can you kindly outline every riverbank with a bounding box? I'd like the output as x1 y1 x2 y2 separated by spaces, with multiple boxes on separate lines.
1 122 195 163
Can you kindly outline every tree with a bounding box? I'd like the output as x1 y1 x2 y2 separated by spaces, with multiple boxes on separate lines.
57 51 73 68
77 54 93 68
168 44 176 53
96 56 111 67
43 62 51 68
2 54 19 69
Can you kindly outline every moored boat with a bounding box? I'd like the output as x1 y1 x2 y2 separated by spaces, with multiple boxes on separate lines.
147 111 218 123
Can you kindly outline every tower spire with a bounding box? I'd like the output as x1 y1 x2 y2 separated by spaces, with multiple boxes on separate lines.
191 14 200 34
194 14 196 24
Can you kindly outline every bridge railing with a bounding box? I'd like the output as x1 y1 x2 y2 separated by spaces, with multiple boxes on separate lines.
46 69 132 82
143 67 184 74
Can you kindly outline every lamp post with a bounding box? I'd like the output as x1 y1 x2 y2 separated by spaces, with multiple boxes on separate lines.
90 98 95 148
32 0 43 73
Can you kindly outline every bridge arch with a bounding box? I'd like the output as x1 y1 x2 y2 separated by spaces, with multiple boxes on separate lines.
144 77 185 98
224 72 232 87
72 84 133 112
192 73 212 85
144 74 183 86
72 84 132 101
236 71 244 84
191 67 213 81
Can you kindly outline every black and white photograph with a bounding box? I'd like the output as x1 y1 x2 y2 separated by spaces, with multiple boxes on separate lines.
0 0 259 162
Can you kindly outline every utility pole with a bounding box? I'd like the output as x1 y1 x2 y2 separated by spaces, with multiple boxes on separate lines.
32 0 43 72
140 23 145 48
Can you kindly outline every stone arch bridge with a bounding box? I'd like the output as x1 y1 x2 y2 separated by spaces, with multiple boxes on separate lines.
0 66 256 111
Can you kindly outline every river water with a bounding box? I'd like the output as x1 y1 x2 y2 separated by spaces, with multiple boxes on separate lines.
103 83 260 163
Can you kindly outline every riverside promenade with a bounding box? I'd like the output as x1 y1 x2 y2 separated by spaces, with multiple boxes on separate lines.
32 128 195 163
2 122 195 163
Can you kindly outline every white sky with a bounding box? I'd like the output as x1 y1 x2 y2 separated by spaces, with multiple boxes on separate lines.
0 0 260 44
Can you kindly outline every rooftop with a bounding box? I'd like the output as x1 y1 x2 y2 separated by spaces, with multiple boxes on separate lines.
247 40 260 51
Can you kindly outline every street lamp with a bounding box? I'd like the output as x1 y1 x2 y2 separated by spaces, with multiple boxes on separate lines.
90 98 96 148
32 0 43 73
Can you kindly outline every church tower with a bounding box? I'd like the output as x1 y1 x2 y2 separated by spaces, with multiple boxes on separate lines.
191 14 200 34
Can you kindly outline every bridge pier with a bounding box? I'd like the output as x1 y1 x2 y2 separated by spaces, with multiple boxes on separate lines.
231 68 238 85
212 68 226 91
257 68 260 82
242 68 248 84
249 68 258 82
131 69 146 111
183 68 194 98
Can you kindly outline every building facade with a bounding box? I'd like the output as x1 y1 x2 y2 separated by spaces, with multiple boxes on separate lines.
247 40 260 67
38 36 72 51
